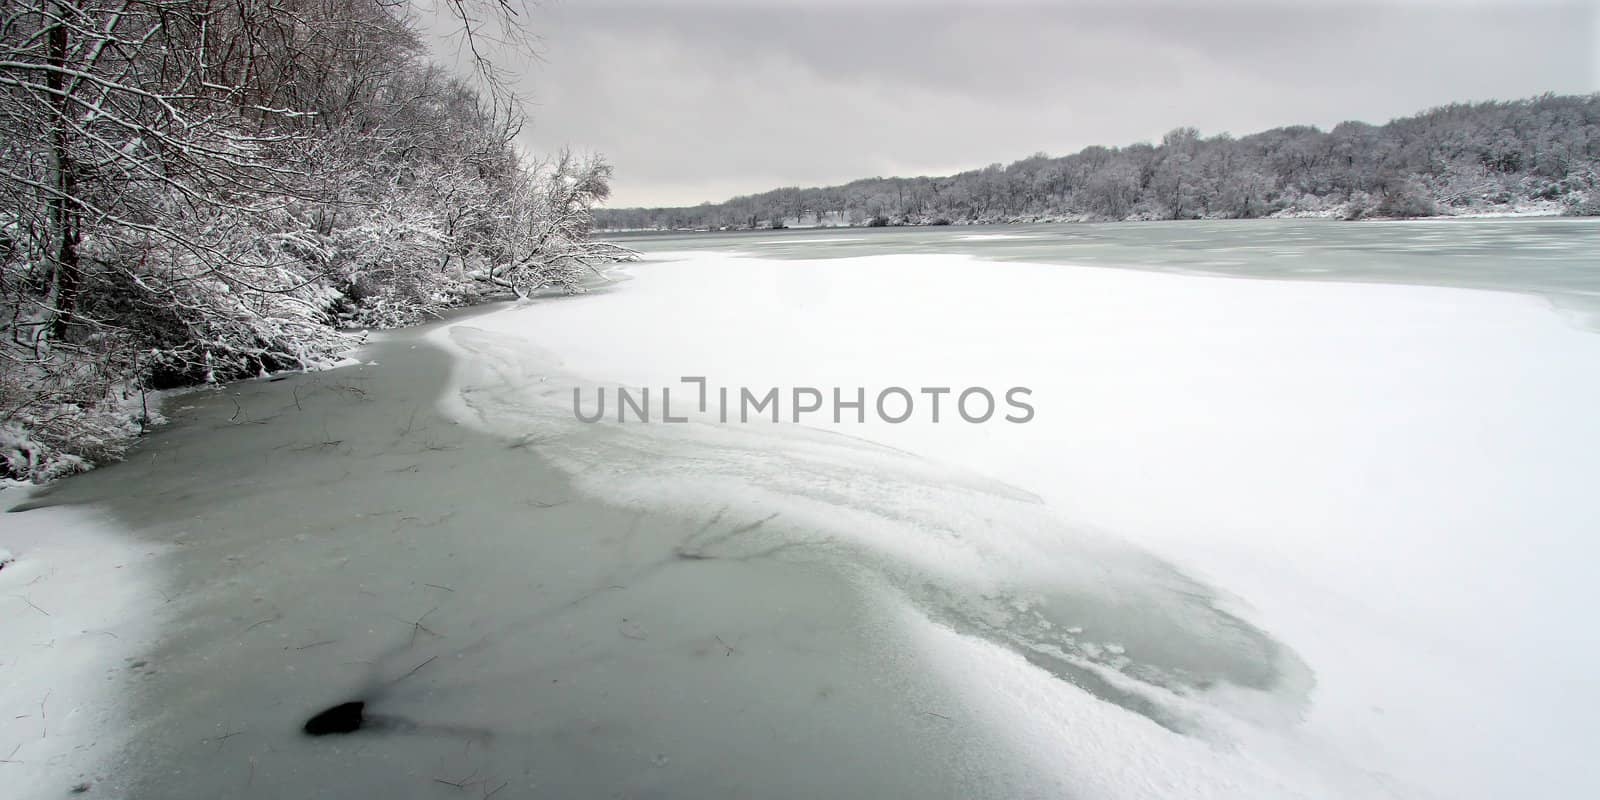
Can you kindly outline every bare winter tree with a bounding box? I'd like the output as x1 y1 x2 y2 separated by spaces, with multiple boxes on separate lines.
0 0 633 479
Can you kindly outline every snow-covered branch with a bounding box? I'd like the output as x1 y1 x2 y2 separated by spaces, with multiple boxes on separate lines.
0 0 634 480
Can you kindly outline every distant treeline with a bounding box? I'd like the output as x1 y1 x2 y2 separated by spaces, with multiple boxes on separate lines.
595 93 1600 231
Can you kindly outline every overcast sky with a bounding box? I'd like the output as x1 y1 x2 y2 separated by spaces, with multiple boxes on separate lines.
426 1 1600 208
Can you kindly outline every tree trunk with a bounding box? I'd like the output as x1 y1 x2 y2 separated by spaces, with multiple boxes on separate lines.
44 0 82 339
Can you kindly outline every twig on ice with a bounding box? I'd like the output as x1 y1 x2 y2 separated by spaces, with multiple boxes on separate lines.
394 655 438 685
619 618 646 641
243 611 280 633
402 606 441 645
397 406 419 439
431 765 481 789
10 594 50 616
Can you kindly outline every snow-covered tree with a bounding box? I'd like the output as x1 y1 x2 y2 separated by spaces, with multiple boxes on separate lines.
595 93 1600 230
0 0 633 479
486 151 638 297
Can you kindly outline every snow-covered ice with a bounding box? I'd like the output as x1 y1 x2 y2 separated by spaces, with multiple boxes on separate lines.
432 246 1600 799
0 483 167 798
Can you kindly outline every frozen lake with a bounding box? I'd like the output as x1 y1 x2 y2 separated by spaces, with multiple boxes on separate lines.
8 218 1599 799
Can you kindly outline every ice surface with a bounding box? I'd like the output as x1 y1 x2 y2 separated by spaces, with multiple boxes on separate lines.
0 484 167 798
437 322 1312 735
9 220 1597 799
434 238 1600 798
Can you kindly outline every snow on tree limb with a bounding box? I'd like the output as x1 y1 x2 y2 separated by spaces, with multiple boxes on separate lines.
0 0 631 480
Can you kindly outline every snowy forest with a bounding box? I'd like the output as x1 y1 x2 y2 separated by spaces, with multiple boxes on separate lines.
595 94 1600 231
0 0 631 480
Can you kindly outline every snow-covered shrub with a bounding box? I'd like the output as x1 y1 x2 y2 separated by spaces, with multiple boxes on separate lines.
1562 191 1600 217
1340 193 1374 220
1374 181 1440 218
3 416 104 482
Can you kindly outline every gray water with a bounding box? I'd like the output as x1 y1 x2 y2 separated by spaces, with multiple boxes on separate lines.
15 217 1597 799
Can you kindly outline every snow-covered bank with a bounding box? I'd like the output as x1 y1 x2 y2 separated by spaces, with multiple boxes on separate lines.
432 250 1600 798
0 484 167 797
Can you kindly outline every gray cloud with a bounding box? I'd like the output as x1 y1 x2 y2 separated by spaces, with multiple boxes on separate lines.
445 1 1599 207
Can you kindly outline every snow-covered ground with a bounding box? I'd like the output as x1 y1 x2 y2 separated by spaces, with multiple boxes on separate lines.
433 251 1600 798
0 483 167 797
